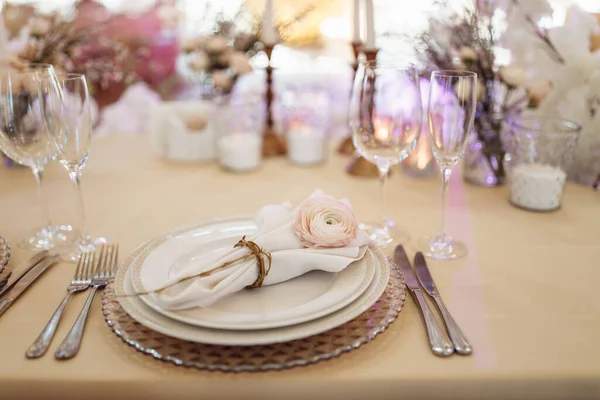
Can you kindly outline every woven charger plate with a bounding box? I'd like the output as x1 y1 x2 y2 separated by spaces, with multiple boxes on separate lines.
0 236 10 274
102 250 406 372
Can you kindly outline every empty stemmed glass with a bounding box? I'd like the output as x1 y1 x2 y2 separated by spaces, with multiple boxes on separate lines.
39 73 106 255
415 71 477 260
0 67 66 250
349 61 422 246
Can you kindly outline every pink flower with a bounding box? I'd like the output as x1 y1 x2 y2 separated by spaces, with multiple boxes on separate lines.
293 194 359 248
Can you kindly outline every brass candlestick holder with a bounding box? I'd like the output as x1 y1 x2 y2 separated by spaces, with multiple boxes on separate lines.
337 41 363 156
346 48 380 178
262 43 286 157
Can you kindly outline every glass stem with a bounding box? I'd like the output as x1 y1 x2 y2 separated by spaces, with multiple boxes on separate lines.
378 165 390 230
32 166 52 231
69 170 88 244
439 167 452 238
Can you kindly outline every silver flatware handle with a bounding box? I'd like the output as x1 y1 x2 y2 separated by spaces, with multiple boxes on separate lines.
433 295 472 355
412 289 454 357
55 287 98 360
26 292 74 359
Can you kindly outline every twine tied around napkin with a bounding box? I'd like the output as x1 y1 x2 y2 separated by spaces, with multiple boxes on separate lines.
124 236 271 298
134 191 370 309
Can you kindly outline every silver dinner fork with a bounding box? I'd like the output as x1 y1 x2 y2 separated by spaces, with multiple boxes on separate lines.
55 244 118 360
25 251 95 359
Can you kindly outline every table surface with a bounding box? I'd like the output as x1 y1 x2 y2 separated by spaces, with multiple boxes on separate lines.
1 135 599 400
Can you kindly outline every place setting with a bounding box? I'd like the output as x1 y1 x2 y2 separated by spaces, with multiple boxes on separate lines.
0 0 598 396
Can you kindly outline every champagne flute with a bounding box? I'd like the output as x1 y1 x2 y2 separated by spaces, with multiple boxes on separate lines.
415 71 477 260
349 61 422 246
0 67 59 250
39 73 106 254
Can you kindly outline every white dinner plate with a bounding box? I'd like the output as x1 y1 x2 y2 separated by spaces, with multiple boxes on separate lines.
130 217 375 330
114 241 390 346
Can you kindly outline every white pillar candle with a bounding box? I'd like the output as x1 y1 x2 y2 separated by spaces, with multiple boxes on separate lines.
218 133 262 172
262 0 277 45
364 0 375 50
509 163 567 211
288 126 325 165
352 0 361 42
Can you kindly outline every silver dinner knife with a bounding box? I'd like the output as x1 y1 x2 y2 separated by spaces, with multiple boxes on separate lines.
0 254 59 317
0 250 50 298
394 245 453 357
414 252 472 355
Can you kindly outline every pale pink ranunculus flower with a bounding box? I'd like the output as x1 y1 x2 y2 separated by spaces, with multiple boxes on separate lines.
293 194 359 248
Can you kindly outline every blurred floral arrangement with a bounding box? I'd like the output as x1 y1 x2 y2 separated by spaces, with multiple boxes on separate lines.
179 23 256 94
416 0 600 187
177 3 317 95
503 4 600 186
3 11 141 92
416 0 564 185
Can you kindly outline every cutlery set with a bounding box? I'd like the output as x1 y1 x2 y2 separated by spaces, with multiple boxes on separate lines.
394 245 472 357
1 241 463 360
0 244 118 360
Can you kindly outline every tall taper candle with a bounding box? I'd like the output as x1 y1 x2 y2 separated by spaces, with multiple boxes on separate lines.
262 0 277 45
0 7 7 55
352 0 361 42
364 0 375 50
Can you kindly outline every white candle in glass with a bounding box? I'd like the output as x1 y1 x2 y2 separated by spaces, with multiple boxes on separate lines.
262 0 277 45
364 0 375 50
352 0 361 42
217 134 262 172
509 163 567 211
288 121 325 165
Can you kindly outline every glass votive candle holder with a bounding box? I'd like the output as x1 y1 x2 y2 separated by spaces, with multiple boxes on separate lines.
281 88 330 165
215 97 264 172
507 117 581 212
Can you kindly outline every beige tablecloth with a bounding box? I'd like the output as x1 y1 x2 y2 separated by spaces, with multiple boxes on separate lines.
0 135 599 400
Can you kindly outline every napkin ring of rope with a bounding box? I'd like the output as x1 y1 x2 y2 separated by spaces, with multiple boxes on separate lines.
234 236 272 289
124 236 272 298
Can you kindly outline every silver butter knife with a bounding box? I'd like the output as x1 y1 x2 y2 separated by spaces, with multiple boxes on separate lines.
0 254 59 317
0 250 50 298
414 252 472 355
394 245 454 357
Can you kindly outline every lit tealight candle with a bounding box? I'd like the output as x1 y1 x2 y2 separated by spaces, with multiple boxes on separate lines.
217 133 262 172
374 117 392 142
510 163 567 212
287 120 325 165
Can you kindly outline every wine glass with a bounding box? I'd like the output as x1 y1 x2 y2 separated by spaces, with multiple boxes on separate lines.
415 71 477 260
39 73 106 254
349 61 422 246
0 67 62 250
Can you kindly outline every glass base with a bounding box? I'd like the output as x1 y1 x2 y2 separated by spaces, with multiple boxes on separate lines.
360 221 411 247
17 225 79 251
415 235 467 260
60 236 109 262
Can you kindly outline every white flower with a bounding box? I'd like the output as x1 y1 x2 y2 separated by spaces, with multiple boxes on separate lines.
293 193 359 248
212 70 233 89
526 78 552 106
205 35 229 54
499 65 528 87
28 17 50 36
459 46 478 62
189 51 209 71
229 52 252 74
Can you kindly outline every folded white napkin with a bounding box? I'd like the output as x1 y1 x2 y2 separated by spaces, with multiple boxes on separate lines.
150 192 370 310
